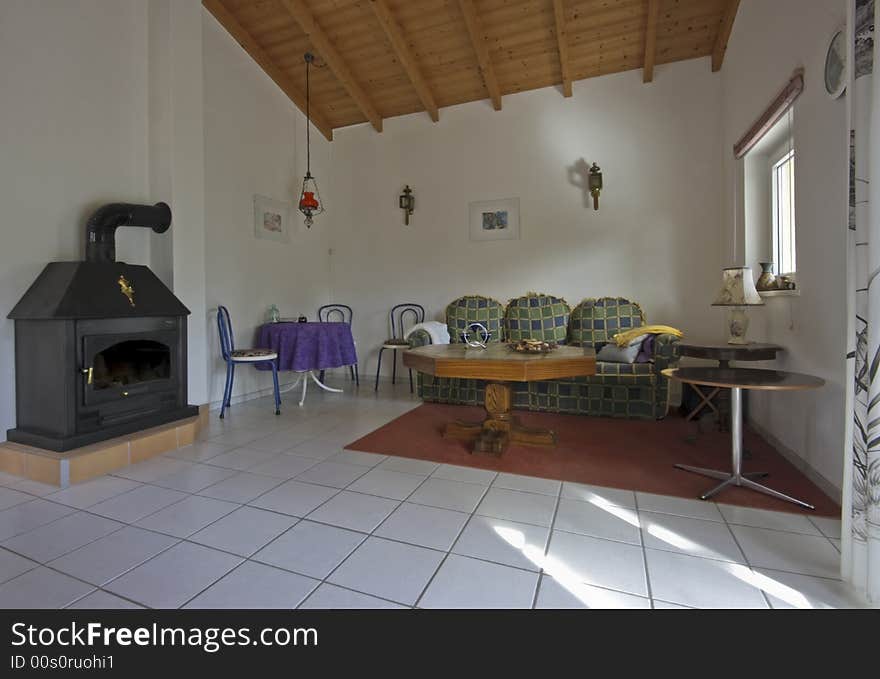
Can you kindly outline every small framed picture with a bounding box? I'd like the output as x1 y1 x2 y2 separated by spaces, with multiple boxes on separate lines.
254 195 290 242
469 197 520 241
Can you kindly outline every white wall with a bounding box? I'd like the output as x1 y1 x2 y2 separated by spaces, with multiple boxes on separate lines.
0 0 154 437
202 12 332 406
329 58 724 380
722 0 848 492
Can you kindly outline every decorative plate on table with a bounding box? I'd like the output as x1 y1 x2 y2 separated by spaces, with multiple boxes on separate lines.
508 339 558 353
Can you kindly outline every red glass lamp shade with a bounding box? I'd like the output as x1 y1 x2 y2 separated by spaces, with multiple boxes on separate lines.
299 191 319 211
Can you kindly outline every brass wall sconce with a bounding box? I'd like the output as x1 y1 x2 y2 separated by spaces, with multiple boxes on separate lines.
588 163 603 210
399 185 415 225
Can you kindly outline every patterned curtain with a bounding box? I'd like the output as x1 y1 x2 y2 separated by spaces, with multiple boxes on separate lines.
845 0 879 602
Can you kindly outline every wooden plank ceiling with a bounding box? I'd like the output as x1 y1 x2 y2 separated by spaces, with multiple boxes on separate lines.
204 0 740 141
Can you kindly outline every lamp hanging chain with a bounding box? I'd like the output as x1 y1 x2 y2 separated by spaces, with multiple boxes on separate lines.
305 54 311 177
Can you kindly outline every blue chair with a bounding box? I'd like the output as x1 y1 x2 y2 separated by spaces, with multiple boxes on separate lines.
216 305 281 418
318 303 358 387
375 303 425 393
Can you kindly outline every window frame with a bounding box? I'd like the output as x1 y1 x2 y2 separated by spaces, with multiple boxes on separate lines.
770 147 796 275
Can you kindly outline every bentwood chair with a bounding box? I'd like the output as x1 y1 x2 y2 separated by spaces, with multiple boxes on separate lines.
217 305 281 418
318 303 359 387
375 303 425 393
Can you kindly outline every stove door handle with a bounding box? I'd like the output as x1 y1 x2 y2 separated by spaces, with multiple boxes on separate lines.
81 367 93 385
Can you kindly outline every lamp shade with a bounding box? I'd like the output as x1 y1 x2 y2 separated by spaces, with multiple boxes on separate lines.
712 267 764 306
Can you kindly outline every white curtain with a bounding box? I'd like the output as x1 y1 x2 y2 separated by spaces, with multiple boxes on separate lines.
844 0 879 602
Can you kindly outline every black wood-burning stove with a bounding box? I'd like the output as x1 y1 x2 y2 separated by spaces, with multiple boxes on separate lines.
7 202 198 451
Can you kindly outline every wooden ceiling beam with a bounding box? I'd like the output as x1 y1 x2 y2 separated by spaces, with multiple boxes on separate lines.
711 0 741 72
643 0 660 82
202 0 334 141
368 0 440 122
280 0 383 132
457 0 502 111
552 0 572 97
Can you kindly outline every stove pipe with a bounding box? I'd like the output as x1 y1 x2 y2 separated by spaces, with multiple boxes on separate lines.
85 202 172 263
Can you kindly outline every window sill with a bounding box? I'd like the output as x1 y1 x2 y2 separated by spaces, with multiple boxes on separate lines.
758 289 800 298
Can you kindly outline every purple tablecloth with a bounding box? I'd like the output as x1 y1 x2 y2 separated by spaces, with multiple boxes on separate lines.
255 322 357 372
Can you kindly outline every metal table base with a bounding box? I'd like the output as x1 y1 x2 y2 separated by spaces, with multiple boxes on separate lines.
675 386 815 510
280 370 343 407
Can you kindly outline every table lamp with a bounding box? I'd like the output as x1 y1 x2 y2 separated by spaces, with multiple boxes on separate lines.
712 266 764 345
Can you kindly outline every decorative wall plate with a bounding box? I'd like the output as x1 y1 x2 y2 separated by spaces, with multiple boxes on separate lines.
824 28 847 99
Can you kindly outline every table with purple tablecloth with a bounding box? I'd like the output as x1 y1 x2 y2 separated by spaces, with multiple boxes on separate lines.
255 322 357 373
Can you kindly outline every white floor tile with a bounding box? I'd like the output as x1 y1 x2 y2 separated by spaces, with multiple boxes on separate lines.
555 498 641 545
105 542 242 609
88 485 187 524
431 464 497 486
536 574 651 609
136 496 239 538
249 480 338 517
492 473 561 496
809 515 843 540
561 482 637 509
307 490 399 532
326 451 388 468
295 461 369 488
375 503 468 551
2 512 123 562
754 568 869 609
252 520 365 579
730 525 842 578
652 600 693 609
299 583 407 609
206 427 265 448
347 469 425 500
0 567 95 609
287 439 344 461
640 512 745 563
189 506 297 557
635 492 723 521
419 554 538 609
68 591 144 609
0 547 39 584
48 526 178 586
476 487 557 527
329 536 443 606
206 447 284 471
153 464 238 493
408 478 487 513
198 472 284 504
184 561 319 609
377 457 439 476
47 477 141 509
113 457 194 483
452 515 549 571
247 430 315 454
0 499 77 541
0 486 39 511
247 454 320 479
165 441 232 462
545 530 647 597
645 548 769 609
717 504 823 535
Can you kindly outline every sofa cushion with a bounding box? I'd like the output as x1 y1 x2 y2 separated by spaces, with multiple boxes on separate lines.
504 293 570 343
569 297 646 347
445 296 505 344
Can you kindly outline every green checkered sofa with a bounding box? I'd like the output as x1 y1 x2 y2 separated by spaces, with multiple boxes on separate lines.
410 293 679 420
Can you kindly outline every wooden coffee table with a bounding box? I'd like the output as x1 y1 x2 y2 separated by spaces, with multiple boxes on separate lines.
403 344 596 455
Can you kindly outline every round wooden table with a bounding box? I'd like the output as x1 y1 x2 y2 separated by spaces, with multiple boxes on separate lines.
677 342 784 427
404 344 597 455
663 367 824 509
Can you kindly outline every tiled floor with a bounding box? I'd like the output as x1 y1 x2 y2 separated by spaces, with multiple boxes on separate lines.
0 379 868 609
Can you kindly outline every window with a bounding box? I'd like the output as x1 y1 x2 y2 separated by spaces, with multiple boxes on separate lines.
771 149 796 274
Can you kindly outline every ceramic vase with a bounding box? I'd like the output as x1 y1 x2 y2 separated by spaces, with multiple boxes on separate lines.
756 262 776 291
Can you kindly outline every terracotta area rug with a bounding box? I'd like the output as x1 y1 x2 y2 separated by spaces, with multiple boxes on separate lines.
345 403 839 517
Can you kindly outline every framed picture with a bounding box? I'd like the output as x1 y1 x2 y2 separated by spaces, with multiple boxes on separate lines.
254 194 290 242
468 197 520 242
